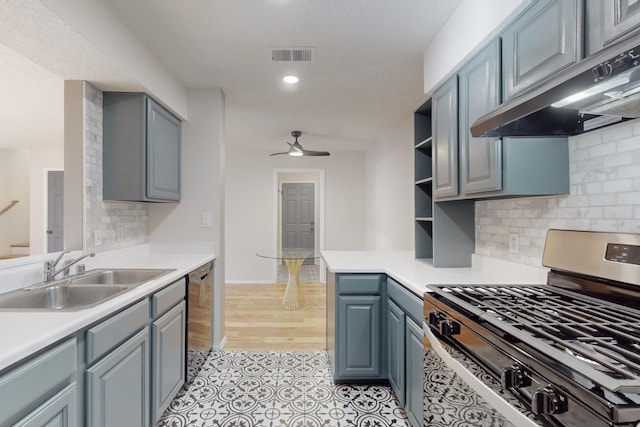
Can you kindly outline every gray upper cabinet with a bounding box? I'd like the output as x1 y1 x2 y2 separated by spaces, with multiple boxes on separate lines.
502 0 582 100
432 76 459 198
103 93 181 203
458 38 502 195
586 0 640 55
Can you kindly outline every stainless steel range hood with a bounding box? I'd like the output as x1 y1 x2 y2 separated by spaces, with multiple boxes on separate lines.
471 37 640 138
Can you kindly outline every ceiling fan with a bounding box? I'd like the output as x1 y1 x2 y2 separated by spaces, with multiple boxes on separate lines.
270 131 330 157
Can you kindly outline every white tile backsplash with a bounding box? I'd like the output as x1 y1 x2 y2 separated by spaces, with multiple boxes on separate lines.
476 120 640 267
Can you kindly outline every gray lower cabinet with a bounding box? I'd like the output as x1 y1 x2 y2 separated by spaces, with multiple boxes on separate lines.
387 299 405 404
329 273 385 381
13 384 77 427
586 0 640 55
151 301 186 424
501 0 581 100
84 280 186 426
103 92 181 203
386 278 424 427
86 329 150 427
405 318 424 427
0 338 78 427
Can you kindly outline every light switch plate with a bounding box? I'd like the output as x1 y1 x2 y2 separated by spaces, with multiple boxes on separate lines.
201 213 213 228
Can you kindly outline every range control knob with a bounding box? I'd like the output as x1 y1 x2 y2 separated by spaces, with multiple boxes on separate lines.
501 364 532 388
532 386 568 415
428 311 445 327
440 319 461 337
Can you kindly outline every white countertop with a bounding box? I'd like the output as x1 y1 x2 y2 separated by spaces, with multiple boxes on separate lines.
0 243 215 372
321 251 549 297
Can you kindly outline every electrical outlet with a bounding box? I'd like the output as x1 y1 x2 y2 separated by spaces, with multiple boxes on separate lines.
117 227 125 242
509 233 520 254
94 229 102 246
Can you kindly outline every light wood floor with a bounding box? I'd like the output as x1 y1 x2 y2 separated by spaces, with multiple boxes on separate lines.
224 282 326 351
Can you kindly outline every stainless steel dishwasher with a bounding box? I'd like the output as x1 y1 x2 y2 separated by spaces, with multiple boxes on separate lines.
186 261 214 383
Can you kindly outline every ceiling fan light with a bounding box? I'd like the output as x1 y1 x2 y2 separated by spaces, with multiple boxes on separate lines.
289 149 303 156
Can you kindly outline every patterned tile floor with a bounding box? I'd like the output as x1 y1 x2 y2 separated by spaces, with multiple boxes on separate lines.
158 351 410 427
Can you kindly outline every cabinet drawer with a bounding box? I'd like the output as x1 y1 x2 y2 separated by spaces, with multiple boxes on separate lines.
0 338 76 426
387 277 423 324
86 299 149 364
151 278 186 318
337 274 382 295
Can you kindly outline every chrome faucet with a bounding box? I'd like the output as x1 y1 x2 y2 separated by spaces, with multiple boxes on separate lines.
44 252 95 282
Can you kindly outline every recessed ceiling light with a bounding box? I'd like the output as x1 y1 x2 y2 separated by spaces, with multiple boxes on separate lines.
283 75 299 84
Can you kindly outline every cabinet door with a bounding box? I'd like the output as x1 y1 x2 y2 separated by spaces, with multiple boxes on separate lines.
502 0 581 100
86 329 150 427
13 384 77 427
459 39 502 195
336 295 382 379
151 302 186 424
433 76 458 198
586 0 640 54
387 299 405 405
405 318 424 427
146 97 181 201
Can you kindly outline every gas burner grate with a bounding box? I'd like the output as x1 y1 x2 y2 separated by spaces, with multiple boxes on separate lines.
434 284 640 393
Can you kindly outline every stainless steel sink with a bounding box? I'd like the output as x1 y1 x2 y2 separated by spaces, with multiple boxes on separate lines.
68 268 172 285
0 268 175 311
0 284 128 310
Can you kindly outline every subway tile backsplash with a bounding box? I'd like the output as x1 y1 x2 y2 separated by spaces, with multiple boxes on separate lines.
84 83 149 252
476 120 640 267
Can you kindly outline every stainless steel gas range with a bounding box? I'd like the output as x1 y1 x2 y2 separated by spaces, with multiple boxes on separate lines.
424 229 640 427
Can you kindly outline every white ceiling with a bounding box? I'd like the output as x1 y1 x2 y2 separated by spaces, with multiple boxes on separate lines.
0 0 462 153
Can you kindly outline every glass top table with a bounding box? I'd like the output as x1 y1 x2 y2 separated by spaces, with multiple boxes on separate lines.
256 248 320 309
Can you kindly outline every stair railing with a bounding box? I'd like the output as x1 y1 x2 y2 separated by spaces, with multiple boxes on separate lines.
0 200 19 217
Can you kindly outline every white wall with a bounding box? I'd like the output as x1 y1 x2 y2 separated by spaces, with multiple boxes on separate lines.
225 150 366 283
423 0 527 94
364 114 414 251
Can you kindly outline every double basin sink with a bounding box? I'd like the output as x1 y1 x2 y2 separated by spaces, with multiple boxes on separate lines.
0 268 175 311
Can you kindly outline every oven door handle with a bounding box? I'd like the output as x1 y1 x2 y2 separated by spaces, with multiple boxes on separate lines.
424 324 539 427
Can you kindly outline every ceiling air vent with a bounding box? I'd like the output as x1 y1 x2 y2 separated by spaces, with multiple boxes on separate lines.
270 47 316 62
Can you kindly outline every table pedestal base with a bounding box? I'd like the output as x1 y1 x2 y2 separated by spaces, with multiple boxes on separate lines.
282 258 304 309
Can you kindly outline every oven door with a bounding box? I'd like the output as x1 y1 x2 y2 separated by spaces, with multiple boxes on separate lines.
423 322 539 427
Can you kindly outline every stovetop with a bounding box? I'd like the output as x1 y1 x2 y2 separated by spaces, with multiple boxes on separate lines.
429 283 640 395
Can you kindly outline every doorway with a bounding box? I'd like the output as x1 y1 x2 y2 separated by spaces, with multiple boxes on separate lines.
275 169 325 284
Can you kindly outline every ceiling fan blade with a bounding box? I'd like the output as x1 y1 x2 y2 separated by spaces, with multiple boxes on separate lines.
269 152 290 156
301 149 331 156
